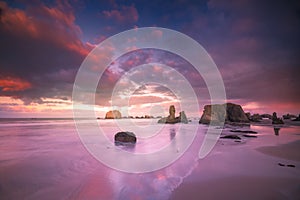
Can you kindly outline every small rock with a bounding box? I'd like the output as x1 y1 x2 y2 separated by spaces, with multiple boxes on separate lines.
287 164 295 168
220 135 241 140
114 131 137 144
278 163 285 166
230 130 257 134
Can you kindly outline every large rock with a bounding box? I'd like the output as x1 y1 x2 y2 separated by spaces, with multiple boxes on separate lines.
114 132 137 144
105 110 122 119
158 105 188 124
199 103 250 125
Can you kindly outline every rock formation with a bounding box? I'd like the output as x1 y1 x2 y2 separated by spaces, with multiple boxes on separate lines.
283 113 297 120
292 114 300 121
199 103 250 125
105 110 122 119
250 113 263 122
272 112 284 124
114 131 137 144
260 114 272 119
158 105 188 124
179 111 188 124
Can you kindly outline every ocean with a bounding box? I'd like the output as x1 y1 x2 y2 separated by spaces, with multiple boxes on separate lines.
0 118 299 199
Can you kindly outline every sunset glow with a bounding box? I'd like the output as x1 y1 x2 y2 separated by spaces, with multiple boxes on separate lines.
0 0 299 118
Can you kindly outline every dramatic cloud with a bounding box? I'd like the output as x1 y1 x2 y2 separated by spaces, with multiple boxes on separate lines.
0 0 299 117
0 76 32 92
0 1 91 104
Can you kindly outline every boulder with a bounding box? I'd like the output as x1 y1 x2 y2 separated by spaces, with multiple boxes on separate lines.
272 112 284 124
199 103 250 125
105 110 122 119
114 132 137 144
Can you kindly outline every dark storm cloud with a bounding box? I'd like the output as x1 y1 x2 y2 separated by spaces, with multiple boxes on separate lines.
180 0 300 107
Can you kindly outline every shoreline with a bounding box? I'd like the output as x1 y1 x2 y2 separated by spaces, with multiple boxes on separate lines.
170 125 300 200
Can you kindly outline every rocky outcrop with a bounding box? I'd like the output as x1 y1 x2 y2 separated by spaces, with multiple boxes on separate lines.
250 113 263 122
283 113 297 120
179 111 188 124
272 112 284 124
158 105 188 124
292 114 300 121
114 132 137 144
199 103 249 125
260 114 272 119
105 110 122 119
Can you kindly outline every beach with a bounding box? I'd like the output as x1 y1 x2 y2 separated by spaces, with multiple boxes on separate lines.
0 119 299 199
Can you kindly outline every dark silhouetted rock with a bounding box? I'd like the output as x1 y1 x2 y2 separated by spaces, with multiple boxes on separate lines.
199 103 250 125
261 114 272 119
230 130 257 134
278 163 285 167
220 135 241 140
292 114 300 121
272 112 284 124
245 112 251 121
287 164 295 168
114 132 136 144
158 105 188 124
105 110 122 119
250 113 262 122
283 113 297 120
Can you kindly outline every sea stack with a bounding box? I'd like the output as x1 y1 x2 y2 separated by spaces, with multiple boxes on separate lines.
105 110 122 119
199 103 250 125
158 105 188 124
272 112 284 124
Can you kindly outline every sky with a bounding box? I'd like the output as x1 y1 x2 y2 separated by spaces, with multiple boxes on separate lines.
0 0 299 118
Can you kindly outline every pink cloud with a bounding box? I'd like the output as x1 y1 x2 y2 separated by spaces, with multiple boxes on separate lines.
0 1 90 57
0 76 32 92
102 4 138 23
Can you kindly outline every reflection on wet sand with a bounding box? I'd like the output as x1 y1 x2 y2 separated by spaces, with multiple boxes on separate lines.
274 127 280 136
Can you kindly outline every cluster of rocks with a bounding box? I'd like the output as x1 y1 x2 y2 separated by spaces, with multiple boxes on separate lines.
157 105 188 124
272 112 284 124
283 113 297 120
245 113 262 122
103 111 162 120
199 103 249 125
